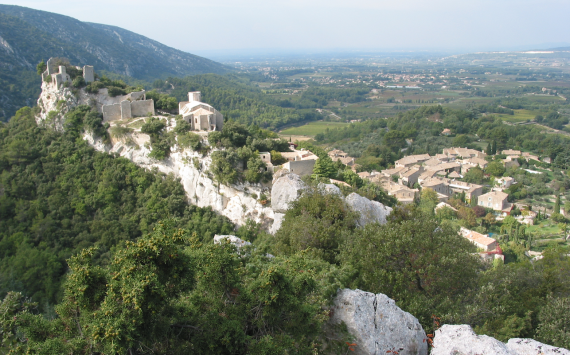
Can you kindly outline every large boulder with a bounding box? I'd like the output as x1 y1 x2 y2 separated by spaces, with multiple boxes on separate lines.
431 325 512 355
269 212 285 235
345 193 392 227
318 183 342 196
271 173 306 213
330 289 427 355
506 338 570 355
213 235 251 250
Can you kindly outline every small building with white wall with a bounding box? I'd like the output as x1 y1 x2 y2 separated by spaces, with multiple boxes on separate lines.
179 91 223 131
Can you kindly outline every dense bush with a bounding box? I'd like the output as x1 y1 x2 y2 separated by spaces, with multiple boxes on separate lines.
0 107 233 308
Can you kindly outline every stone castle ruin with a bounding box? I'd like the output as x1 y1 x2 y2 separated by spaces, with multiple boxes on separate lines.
41 57 155 122
42 57 94 88
101 90 155 121
179 91 223 131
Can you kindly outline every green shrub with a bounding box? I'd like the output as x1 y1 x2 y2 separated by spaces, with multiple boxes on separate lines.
72 76 85 88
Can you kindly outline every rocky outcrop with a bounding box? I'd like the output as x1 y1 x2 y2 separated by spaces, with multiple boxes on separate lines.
507 338 570 354
214 235 252 250
84 130 274 227
345 193 392 227
271 173 307 213
330 289 427 355
318 183 342 195
431 325 512 355
432 324 570 355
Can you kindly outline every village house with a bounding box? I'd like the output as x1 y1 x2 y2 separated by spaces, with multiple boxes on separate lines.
258 152 274 173
503 156 520 169
425 162 461 175
394 154 431 168
447 180 483 204
496 176 515 189
400 166 424 185
502 149 521 157
442 147 486 160
441 128 452 136
464 157 488 169
460 227 498 252
179 92 223 132
280 149 319 176
521 152 540 162
478 191 510 213
420 178 452 200
381 180 418 204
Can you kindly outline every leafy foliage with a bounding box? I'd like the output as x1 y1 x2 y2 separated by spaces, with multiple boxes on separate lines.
0 107 233 308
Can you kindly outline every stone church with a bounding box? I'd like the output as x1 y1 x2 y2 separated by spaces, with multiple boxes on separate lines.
178 92 223 131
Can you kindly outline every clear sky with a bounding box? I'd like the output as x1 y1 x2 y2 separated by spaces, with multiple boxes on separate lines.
4 0 570 55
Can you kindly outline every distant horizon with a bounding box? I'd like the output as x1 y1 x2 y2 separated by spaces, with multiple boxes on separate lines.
2 1 569 62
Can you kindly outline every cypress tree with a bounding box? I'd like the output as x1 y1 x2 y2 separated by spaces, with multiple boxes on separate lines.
492 140 497 155
554 193 561 215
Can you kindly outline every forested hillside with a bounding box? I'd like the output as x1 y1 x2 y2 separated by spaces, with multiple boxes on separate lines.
0 103 569 352
0 5 228 121
155 75 323 129
0 106 233 310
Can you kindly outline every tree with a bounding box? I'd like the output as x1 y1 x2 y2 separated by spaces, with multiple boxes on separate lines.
486 142 492 156
36 61 46 75
453 134 470 147
492 140 497 155
554 192 561 215
311 156 336 179
486 161 506 177
419 188 439 214
537 296 570 348
464 166 484 184
340 212 481 331
274 189 357 263
270 150 287 165
9 222 348 354
458 206 477 227
436 206 456 221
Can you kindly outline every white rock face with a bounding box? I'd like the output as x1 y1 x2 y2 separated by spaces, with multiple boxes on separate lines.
86 132 274 227
318 183 342 195
431 325 511 355
331 289 427 355
269 212 285 235
213 235 252 249
345 193 392 227
506 338 570 355
271 173 307 213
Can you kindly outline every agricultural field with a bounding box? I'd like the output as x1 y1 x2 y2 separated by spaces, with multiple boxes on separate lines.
279 121 349 137
495 109 540 123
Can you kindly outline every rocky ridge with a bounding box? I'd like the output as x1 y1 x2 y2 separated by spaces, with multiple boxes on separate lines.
37 83 395 230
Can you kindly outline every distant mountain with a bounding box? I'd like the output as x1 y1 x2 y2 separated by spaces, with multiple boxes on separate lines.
0 5 229 121
548 47 570 51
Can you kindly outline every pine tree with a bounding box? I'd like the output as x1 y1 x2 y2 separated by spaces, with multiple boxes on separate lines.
554 193 561 215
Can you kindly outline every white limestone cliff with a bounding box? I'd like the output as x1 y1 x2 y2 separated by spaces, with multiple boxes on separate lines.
330 289 428 355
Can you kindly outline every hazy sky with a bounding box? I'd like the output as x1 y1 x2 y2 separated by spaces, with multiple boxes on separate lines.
4 0 570 55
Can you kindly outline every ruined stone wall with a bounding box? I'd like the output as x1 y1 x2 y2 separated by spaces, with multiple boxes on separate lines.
120 100 132 119
283 160 315 176
102 104 122 121
83 66 94 83
215 111 224 130
131 100 154 117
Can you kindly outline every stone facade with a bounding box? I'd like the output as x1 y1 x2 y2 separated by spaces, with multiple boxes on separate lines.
101 90 155 121
42 58 96 88
179 91 223 131
282 159 316 176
